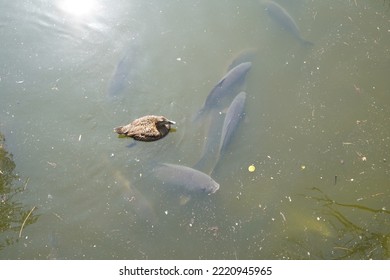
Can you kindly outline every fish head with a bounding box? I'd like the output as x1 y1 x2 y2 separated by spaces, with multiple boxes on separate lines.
204 180 220 195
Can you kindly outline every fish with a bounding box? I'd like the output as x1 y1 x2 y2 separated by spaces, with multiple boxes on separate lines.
114 170 157 225
264 1 313 46
107 53 132 98
193 62 252 121
107 46 138 99
218 91 247 155
209 92 247 175
227 48 257 71
114 115 176 142
153 163 220 194
192 112 224 173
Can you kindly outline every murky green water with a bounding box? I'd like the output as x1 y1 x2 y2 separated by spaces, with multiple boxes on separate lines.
1 0 389 259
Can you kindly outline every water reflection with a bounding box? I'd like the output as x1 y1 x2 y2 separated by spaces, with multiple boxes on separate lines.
57 0 101 18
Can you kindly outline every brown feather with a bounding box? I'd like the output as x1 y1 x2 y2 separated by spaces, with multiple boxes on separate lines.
114 115 175 142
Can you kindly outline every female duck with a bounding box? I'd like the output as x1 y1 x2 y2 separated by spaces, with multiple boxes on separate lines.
114 115 175 142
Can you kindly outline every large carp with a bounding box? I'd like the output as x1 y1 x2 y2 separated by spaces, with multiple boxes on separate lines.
264 1 313 46
193 62 252 121
153 163 220 194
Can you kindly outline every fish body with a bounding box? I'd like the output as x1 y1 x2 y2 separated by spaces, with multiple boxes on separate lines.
193 92 247 174
114 170 157 225
227 48 257 71
107 50 136 99
114 115 175 142
265 1 313 46
219 91 247 155
194 62 252 121
153 163 220 194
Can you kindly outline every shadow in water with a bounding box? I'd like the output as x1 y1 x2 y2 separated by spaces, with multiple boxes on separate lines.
0 133 39 252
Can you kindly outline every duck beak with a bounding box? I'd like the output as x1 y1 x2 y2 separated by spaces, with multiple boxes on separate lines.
163 119 176 125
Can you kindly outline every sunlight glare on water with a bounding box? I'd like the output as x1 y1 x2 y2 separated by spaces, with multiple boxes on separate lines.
57 0 101 18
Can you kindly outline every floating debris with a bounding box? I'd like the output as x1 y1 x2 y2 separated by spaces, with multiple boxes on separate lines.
248 164 256 172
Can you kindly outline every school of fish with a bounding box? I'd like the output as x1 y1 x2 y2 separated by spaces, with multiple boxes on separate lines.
112 0 313 196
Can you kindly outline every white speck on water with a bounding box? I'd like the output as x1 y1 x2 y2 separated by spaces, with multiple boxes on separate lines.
164 210 168 215
280 212 286 222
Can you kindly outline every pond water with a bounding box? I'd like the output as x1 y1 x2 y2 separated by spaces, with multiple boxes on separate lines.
0 0 389 259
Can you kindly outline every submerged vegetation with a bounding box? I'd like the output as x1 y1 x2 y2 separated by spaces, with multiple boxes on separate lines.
0 133 38 252
310 188 390 259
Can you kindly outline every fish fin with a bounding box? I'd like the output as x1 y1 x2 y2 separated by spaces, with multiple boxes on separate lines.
215 77 227 88
192 109 205 123
192 155 208 172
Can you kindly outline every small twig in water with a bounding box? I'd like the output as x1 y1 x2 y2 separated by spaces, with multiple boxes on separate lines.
23 177 30 191
19 206 36 238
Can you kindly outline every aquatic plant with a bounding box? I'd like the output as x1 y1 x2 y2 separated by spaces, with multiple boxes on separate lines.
310 187 390 259
0 133 38 252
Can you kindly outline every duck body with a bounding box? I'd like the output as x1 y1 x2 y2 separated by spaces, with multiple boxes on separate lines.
114 115 175 142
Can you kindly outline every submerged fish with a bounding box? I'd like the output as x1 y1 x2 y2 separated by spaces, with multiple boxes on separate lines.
114 170 157 225
194 62 252 121
193 93 247 174
264 0 313 46
208 92 247 175
114 115 176 142
107 51 135 99
218 91 247 155
107 36 142 100
153 163 220 194
227 48 257 71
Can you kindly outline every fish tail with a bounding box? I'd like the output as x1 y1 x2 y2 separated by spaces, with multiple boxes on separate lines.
193 155 207 172
302 39 314 47
192 109 205 123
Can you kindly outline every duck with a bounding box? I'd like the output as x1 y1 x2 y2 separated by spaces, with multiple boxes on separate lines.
114 115 176 142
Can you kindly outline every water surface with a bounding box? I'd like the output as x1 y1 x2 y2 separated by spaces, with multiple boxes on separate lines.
0 0 389 259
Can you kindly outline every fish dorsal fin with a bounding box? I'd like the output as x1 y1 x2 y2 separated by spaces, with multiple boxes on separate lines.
215 76 227 88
